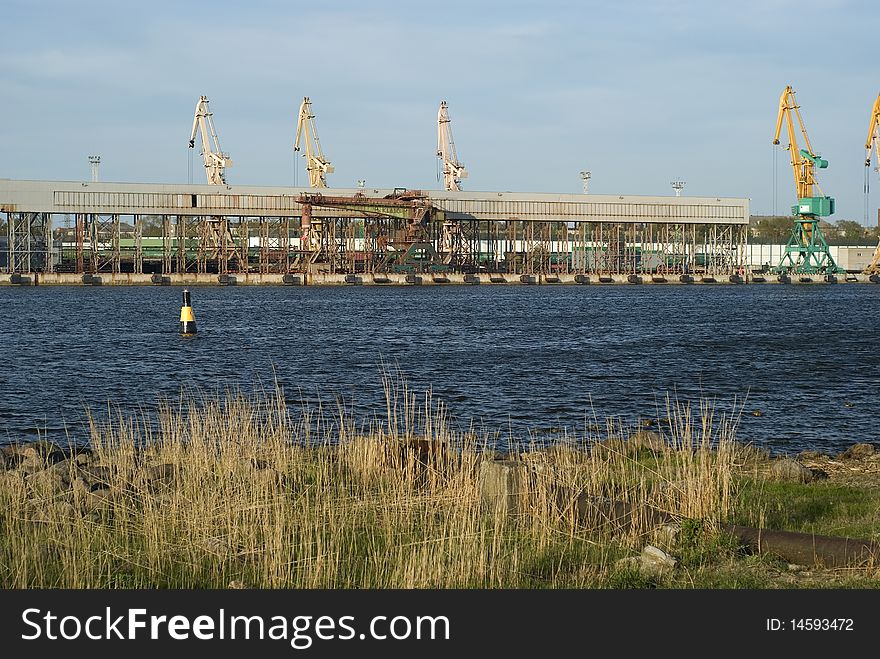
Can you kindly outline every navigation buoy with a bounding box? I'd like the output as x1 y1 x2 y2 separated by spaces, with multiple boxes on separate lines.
180 289 196 335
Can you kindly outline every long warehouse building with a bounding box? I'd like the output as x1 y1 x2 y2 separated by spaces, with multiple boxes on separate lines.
0 179 749 280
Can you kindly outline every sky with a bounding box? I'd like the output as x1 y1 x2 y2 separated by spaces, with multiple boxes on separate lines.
1 0 878 223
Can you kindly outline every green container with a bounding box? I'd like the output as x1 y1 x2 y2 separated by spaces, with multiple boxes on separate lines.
792 196 835 217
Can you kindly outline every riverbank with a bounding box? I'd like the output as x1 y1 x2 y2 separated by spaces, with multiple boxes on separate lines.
1 387 877 589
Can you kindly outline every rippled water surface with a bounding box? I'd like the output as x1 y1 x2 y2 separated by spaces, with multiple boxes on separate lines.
1 284 878 454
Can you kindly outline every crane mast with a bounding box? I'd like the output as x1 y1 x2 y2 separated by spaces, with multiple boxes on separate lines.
437 101 467 191
294 97 333 188
188 95 232 185
771 85 841 276
862 92 880 276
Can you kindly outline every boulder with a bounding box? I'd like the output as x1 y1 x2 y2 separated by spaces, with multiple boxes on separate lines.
839 443 876 461
141 463 177 483
80 465 116 488
28 501 78 524
640 544 678 577
651 522 682 550
768 458 816 483
25 468 67 496
0 470 26 496
628 430 667 452
0 445 21 470
82 487 123 513
18 440 67 465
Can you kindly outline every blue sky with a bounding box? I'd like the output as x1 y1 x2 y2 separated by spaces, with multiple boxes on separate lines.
1 0 878 223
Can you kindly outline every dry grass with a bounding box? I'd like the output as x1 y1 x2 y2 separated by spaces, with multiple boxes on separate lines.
0 382 743 589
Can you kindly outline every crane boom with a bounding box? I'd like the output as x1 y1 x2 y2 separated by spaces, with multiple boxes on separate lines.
773 86 826 202
437 101 467 191
770 85 840 276
188 95 232 185
863 93 880 276
866 92 880 170
294 97 334 188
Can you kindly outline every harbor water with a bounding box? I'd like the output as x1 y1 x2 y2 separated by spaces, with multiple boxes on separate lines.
1 284 878 455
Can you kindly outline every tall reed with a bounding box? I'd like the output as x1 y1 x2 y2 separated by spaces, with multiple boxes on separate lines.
0 382 741 588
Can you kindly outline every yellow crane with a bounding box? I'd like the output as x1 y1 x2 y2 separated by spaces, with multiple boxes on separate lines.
294 97 333 188
771 85 841 275
188 95 232 185
437 101 467 191
863 92 880 276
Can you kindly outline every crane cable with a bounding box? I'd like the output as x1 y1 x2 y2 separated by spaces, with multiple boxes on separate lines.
772 144 778 216
865 161 870 227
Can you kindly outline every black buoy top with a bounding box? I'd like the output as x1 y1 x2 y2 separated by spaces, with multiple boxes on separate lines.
182 289 191 306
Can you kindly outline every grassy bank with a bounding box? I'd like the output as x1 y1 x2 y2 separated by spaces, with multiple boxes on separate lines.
1 383 878 589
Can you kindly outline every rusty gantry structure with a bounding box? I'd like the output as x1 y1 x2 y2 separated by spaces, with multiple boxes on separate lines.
0 179 749 280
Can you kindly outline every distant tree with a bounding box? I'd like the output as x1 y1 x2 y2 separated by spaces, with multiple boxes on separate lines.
833 220 868 244
751 216 792 243
138 216 165 237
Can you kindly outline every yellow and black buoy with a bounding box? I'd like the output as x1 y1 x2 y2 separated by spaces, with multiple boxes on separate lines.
180 289 196 335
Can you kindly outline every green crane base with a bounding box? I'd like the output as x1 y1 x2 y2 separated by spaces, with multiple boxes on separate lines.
772 217 843 275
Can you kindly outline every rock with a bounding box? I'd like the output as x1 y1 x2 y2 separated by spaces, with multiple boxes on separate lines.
80 465 116 488
25 468 67 495
797 450 826 461
640 544 678 577
839 443 876 461
768 458 816 483
651 522 682 550
28 501 78 524
736 443 772 466
82 487 123 513
46 458 87 488
141 463 177 483
0 470 26 495
138 463 177 494
594 432 666 457
627 430 667 453
251 457 273 470
73 451 95 467
19 440 67 466
227 580 249 589
808 467 829 481
0 445 21 470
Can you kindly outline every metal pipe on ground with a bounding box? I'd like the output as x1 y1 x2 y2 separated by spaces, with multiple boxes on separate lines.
721 525 880 569
571 493 880 568
479 461 880 568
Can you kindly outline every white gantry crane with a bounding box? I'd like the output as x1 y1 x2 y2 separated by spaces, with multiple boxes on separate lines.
188 95 232 185
437 101 467 191
294 97 333 188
